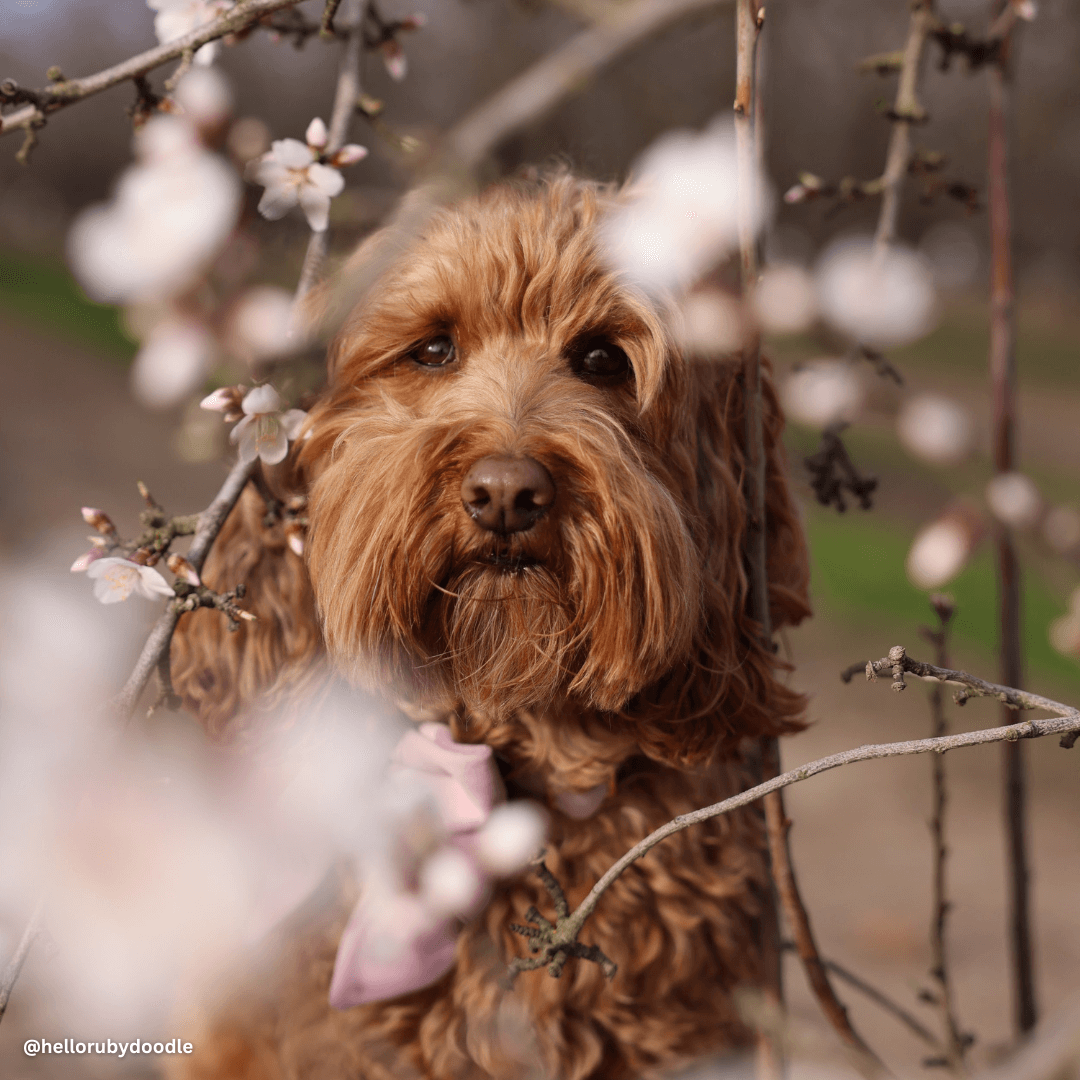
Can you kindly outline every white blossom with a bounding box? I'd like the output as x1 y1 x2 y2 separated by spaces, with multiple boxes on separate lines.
226 286 298 362
131 319 216 409
85 558 175 604
418 846 484 917
986 472 1042 529
678 289 745 357
68 115 241 305
1049 587 1080 659
906 510 981 591
781 360 864 428
475 803 547 876
147 0 232 65
896 394 973 467
172 66 233 130
600 116 767 296
229 385 306 465
1043 506 1080 556
816 237 937 348
245 122 367 233
753 263 818 334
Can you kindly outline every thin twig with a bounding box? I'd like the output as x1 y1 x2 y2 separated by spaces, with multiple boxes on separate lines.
109 457 257 722
445 0 731 171
921 596 970 1068
505 649 1080 1047
873 0 935 255
986 8 1035 1035
0 902 43 1025
769 802 887 1076
0 0 308 140
294 0 364 305
734 5 788 1076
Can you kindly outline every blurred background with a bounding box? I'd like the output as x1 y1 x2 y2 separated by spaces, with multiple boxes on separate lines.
0 0 1077 1077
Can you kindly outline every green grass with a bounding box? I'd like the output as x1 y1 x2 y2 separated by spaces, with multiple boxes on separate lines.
0 248 135 360
805 506 1080 697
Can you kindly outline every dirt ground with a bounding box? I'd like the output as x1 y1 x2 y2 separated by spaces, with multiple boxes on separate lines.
0 314 1077 1079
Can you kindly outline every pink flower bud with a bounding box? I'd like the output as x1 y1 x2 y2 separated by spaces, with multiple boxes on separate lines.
166 553 202 586
783 183 809 205
399 13 427 30
81 507 117 535
331 144 368 168
200 386 246 414
306 117 329 150
70 549 104 573
381 40 407 81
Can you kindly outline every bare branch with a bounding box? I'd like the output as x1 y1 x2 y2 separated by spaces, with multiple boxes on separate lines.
0 0 308 141
873 0 935 255
445 0 731 171
504 651 1080 1002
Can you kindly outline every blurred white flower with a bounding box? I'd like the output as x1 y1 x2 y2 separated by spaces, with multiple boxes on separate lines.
781 360 864 428
753 263 818 334
226 286 297 362
418 846 484 917
475 803 547 876
1043 506 1080 555
172 66 233 130
245 122 366 233
1014 0 1037 20
85 558 175 604
919 221 980 292
147 0 232 65
986 472 1042 529
600 116 766 295
906 508 982 590
226 116 272 165
230 385 306 465
68 115 241 305
816 237 937 347
1049 588 1080 659
896 394 973 466
678 289 745 357
131 318 215 409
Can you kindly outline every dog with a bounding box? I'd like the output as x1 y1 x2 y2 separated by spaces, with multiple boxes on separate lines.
169 173 811 1080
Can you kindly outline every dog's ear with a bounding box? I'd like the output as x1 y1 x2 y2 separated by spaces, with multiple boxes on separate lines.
628 354 810 763
170 468 323 739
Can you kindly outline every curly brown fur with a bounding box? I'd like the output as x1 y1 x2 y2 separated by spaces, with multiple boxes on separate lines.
170 174 811 1079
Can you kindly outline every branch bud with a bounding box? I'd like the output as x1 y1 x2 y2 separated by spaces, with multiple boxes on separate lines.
166 553 201 586
81 507 117 536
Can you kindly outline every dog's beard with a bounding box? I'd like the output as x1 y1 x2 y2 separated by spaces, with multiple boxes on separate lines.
438 561 572 718
308 413 701 719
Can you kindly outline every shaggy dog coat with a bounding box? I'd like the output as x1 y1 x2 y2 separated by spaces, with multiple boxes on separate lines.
169 174 811 1080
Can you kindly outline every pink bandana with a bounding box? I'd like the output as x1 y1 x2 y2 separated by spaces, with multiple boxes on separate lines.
328 723 503 1008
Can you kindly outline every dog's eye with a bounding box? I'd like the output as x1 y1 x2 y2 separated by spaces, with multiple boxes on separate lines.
413 336 456 367
568 339 631 382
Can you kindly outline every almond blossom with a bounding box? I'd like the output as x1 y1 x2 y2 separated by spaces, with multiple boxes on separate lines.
131 318 216 410
221 385 307 466
246 119 367 233
147 0 233 66
85 558 176 604
68 114 241 305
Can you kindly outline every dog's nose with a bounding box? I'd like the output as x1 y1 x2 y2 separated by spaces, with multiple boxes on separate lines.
460 456 555 534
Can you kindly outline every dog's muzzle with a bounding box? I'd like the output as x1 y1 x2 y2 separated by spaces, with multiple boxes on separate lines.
460 455 555 535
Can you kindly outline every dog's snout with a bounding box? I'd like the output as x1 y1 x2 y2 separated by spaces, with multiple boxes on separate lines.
460 456 555 534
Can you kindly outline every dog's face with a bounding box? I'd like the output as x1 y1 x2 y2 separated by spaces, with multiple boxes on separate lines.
300 178 712 720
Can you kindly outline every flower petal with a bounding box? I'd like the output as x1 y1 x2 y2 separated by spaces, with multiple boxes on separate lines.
257 182 300 221
256 426 290 465
298 185 332 233
241 384 283 415
279 408 307 440
270 138 315 170
136 565 177 599
306 163 346 198
332 144 368 168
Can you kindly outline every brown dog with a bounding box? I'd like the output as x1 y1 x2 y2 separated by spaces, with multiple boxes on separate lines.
170 173 810 1080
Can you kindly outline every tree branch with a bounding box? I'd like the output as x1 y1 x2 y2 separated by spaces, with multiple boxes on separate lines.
0 0 308 140
873 0 935 255
109 457 257 722
505 650 1079 1019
